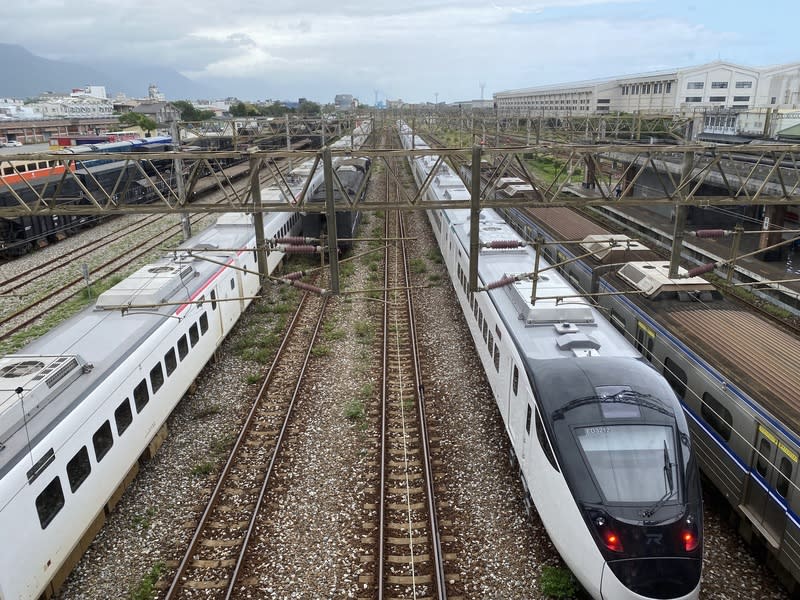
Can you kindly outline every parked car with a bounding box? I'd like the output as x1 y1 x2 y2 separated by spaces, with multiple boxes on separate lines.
3 140 22 147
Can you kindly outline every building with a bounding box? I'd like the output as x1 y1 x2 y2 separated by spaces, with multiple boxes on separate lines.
131 101 181 124
449 99 494 110
334 94 355 111
31 96 114 119
70 85 108 100
495 60 800 118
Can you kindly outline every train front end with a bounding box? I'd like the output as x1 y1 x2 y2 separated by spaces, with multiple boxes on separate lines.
545 358 703 600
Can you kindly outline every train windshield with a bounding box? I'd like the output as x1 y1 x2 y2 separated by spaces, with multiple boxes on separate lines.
575 424 679 503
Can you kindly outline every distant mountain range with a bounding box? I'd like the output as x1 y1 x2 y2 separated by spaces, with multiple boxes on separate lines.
0 43 220 101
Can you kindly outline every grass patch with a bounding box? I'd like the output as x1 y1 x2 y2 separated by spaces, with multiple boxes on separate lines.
130 561 166 600
428 273 442 283
210 434 235 457
426 250 443 264
322 321 346 342
344 398 365 422
311 344 331 357
131 507 156 530
354 321 375 343
246 373 261 384
191 461 214 477
409 258 428 274
193 404 221 419
540 565 578 598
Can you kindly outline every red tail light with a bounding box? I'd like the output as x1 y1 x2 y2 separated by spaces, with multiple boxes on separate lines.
604 531 624 552
683 531 699 552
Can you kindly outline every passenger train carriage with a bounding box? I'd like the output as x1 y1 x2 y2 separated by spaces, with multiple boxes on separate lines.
398 122 703 599
0 124 370 600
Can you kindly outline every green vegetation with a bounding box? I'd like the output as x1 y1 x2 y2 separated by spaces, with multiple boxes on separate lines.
191 461 214 477
193 403 221 419
526 155 583 184
322 321 346 342
540 566 578 599
706 273 792 320
344 398 365 422
245 373 261 385
229 99 322 117
130 561 165 600
354 320 375 343
119 112 158 136
409 258 428 274
171 100 215 121
311 344 331 357
131 507 156 530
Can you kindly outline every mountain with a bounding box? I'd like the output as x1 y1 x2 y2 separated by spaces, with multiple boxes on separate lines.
0 43 219 100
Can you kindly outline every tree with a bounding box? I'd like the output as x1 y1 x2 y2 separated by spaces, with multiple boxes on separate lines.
297 99 321 115
172 100 214 121
119 112 158 136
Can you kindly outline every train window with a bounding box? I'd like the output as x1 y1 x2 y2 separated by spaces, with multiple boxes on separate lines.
493 346 500 371
114 399 133 435
513 365 519 395
211 290 217 311
536 411 560 472
189 323 199 347
701 393 732 442
36 477 65 529
150 363 164 393
609 309 626 334
482 319 488 342
756 438 771 477
134 379 149 413
230 278 235 290
488 331 494 355
663 357 687 400
200 312 209 334
495 325 502 341
67 447 91 492
164 348 177 376
777 457 793 498
526 405 532 433
92 421 114 463
478 310 483 330
178 335 189 360
474 303 479 320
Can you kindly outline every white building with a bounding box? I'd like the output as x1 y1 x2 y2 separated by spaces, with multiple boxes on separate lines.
70 85 108 100
31 96 114 118
495 60 800 118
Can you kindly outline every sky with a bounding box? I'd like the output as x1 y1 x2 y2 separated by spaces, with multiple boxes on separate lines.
4 0 797 104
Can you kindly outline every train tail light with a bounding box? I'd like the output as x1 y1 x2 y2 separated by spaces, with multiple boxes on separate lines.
682 531 699 552
604 531 624 553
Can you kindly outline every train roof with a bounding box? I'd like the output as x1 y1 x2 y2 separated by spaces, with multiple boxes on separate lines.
445 208 640 363
0 212 286 479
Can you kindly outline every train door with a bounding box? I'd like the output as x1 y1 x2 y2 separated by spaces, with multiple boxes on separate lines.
635 320 655 363
742 424 793 547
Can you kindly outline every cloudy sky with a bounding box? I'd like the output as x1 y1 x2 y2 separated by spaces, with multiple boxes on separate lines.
5 0 796 104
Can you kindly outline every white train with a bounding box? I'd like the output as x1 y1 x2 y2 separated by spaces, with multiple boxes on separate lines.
0 124 370 600
398 122 704 599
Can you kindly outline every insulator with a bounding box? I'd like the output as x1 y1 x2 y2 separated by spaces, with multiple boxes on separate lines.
485 275 518 290
686 263 717 277
283 271 306 281
693 229 728 239
282 245 320 254
289 280 326 294
485 240 526 249
277 236 312 245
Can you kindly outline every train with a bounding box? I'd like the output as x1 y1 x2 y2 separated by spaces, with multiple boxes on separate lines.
0 123 370 600
0 137 173 256
461 156 800 593
269 121 372 250
398 121 704 599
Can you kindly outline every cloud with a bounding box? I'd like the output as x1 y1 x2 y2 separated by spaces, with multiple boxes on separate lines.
1 1 775 102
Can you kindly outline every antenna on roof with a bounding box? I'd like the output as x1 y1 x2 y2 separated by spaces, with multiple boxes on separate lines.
480 82 486 101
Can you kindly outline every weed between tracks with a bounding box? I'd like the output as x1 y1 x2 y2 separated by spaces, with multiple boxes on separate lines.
130 560 165 600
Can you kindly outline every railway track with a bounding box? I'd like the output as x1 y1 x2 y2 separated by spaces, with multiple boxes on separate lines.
163 285 329 599
0 158 295 345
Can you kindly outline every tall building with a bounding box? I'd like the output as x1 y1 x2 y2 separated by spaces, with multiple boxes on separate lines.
334 94 355 111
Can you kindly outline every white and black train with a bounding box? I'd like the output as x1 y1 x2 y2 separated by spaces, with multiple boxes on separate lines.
398 122 703 599
0 125 370 600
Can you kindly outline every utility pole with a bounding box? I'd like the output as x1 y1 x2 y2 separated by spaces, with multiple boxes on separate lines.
170 121 191 241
